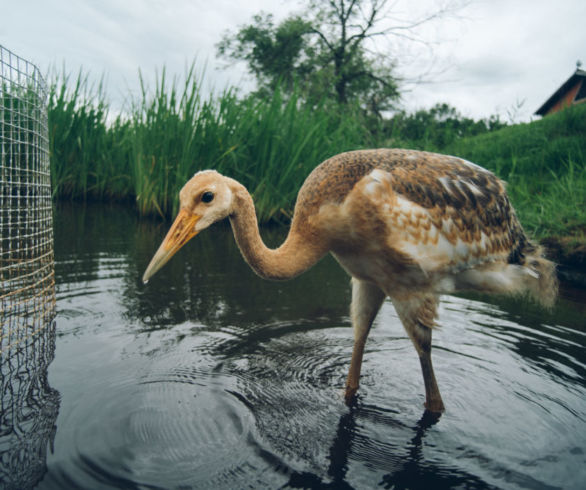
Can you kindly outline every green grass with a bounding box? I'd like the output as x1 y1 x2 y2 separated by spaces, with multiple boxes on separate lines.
504 159 586 239
446 104 586 178
48 71 132 200
48 67 374 221
47 66 585 252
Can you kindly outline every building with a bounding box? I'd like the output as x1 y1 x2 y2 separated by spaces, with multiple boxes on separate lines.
535 67 586 117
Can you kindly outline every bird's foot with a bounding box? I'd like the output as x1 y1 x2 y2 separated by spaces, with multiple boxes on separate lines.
343 385 359 407
424 398 445 414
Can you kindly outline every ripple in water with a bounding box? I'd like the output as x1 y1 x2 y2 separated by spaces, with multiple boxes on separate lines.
39 204 586 489
44 358 266 489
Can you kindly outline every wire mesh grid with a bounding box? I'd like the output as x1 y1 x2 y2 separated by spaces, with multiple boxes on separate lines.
0 45 58 487
0 44 55 354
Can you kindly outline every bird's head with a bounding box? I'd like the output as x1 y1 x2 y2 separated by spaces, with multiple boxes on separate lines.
142 170 233 283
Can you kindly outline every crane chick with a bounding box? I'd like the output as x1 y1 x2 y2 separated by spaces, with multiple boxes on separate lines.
143 149 558 413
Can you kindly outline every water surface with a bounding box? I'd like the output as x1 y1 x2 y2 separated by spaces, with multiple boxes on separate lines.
33 203 586 489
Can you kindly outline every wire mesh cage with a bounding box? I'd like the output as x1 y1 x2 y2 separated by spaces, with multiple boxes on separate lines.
0 45 58 488
0 44 55 356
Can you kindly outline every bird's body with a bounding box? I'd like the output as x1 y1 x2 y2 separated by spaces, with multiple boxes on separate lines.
143 149 558 412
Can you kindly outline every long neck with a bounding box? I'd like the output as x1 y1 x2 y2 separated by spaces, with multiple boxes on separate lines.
228 183 326 280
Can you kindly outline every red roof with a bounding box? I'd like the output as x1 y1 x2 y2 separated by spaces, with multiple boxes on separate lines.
535 68 586 116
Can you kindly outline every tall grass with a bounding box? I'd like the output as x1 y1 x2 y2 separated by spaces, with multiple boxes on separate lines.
48 71 132 200
48 66 585 242
49 66 373 221
505 159 586 239
129 70 375 220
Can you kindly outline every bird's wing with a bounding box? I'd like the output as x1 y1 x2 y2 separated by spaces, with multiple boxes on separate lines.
297 149 527 273
360 162 524 273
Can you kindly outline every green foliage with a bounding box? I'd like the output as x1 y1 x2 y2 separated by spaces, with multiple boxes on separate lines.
48 66 373 221
382 103 507 150
217 13 314 95
217 0 400 115
48 71 132 200
446 103 586 177
506 159 586 238
47 66 585 244
1 80 47 171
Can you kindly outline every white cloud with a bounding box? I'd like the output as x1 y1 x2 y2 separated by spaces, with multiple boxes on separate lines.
399 0 586 120
2 0 585 121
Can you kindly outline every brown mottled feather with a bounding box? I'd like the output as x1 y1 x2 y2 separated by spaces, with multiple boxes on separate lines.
293 149 526 268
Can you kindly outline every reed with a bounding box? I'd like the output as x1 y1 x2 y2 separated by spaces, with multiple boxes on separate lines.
47 66 585 242
48 66 373 220
48 71 131 200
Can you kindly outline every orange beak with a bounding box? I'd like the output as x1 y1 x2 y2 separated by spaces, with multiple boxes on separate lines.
142 208 201 283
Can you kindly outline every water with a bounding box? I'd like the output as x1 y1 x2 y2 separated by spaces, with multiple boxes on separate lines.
17 203 586 489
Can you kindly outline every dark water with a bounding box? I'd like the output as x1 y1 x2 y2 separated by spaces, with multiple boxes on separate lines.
26 203 586 489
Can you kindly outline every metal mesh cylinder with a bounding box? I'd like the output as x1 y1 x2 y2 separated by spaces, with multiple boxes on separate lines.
0 45 58 488
0 45 55 353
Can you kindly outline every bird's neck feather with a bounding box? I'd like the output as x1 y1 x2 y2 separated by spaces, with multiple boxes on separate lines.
228 183 326 280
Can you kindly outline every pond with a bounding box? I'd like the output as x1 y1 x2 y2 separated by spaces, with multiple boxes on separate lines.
19 203 586 488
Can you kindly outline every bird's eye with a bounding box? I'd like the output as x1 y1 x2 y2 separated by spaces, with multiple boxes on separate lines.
201 191 214 203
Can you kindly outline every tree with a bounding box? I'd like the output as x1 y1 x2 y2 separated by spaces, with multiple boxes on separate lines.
217 13 314 96
218 0 469 117
307 0 399 108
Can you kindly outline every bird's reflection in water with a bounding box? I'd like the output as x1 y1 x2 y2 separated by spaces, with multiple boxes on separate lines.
284 402 496 489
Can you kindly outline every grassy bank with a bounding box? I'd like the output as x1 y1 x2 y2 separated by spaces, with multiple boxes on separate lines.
48 69 585 264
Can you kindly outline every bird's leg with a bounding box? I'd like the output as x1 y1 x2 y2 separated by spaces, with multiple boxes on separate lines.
415 326 445 413
393 294 445 413
345 279 385 405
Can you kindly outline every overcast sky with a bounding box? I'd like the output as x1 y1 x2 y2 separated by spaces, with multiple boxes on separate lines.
3 0 585 122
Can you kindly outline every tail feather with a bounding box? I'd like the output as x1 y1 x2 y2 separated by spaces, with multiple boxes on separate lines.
506 233 558 309
453 245 558 309
524 248 558 309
